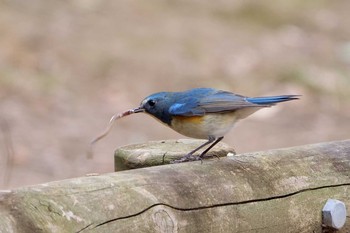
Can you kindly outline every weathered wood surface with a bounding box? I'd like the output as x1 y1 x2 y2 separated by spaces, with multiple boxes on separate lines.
115 139 236 171
1 140 350 233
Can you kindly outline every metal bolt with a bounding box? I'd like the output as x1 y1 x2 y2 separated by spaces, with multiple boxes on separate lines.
322 199 347 230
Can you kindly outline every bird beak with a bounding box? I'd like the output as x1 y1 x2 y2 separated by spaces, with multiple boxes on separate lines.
132 107 145 113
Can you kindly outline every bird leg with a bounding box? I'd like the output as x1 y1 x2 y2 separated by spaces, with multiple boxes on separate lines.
171 136 223 163
199 136 224 159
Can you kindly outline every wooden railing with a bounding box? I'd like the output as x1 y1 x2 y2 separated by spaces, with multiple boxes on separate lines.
0 140 349 233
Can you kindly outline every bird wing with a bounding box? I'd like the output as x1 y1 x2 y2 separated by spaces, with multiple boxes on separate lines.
169 90 262 116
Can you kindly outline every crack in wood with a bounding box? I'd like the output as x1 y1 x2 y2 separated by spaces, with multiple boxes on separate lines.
76 223 94 233
38 200 62 218
76 182 350 232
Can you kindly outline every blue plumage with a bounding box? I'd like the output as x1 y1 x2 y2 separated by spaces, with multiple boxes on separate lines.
246 95 299 105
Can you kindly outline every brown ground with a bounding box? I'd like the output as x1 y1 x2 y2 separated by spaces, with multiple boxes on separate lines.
1 0 350 189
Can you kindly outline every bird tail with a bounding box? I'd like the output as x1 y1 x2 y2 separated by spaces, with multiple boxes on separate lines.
246 95 300 105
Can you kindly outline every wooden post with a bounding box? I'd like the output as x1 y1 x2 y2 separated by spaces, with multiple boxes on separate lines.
0 140 350 233
114 139 236 171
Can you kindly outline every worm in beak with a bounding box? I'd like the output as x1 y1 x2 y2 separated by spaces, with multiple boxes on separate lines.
88 107 144 158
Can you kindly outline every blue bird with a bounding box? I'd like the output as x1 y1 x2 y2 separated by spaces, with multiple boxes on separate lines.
91 88 299 162
129 88 299 163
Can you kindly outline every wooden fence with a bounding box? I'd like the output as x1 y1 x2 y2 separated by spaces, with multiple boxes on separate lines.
0 139 349 233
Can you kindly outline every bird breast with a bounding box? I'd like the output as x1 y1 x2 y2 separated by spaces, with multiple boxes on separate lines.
170 112 238 139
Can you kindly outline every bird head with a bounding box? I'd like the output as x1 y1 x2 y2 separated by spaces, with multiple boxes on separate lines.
134 92 173 125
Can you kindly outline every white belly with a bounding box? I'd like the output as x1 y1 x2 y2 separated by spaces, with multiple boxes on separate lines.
170 112 238 139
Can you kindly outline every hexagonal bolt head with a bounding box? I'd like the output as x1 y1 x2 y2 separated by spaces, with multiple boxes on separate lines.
322 199 347 230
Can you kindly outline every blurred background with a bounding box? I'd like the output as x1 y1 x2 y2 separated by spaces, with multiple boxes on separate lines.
1 0 350 189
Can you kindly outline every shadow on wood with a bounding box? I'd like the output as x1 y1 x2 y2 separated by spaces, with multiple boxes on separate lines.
0 140 350 233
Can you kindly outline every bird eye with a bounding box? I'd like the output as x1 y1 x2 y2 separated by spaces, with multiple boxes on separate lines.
148 99 156 107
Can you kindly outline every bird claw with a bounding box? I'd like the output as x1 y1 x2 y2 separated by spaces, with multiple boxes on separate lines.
170 153 219 164
170 154 199 163
200 153 220 160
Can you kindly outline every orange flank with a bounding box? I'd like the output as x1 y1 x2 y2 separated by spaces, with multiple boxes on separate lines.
173 115 204 124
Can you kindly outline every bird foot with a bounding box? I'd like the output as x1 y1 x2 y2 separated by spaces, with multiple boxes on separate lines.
200 153 220 160
170 154 199 163
170 153 219 164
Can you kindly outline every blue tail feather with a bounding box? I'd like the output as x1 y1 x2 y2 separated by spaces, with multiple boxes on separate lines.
246 95 300 105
